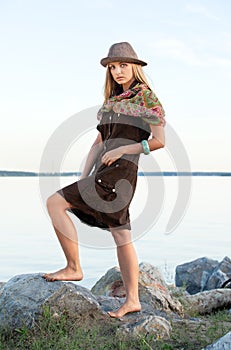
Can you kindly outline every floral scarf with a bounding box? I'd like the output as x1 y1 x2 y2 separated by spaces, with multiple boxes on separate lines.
97 82 165 126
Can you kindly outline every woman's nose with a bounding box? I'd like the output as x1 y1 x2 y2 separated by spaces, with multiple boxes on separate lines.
115 66 122 75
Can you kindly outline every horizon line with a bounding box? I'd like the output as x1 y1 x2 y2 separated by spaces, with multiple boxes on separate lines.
0 170 231 177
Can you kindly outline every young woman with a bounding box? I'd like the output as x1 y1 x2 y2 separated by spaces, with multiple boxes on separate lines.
43 42 165 318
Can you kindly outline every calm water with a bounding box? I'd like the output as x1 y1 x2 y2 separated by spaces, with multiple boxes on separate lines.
0 176 230 288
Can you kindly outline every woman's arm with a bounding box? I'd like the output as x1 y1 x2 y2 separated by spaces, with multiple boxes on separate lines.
102 125 165 166
80 132 103 179
147 125 165 151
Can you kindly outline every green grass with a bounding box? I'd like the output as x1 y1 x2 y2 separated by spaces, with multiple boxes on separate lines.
0 307 231 350
0 306 153 350
166 310 231 350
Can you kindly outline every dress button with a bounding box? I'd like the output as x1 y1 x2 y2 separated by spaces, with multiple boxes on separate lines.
98 179 102 183
112 188 116 192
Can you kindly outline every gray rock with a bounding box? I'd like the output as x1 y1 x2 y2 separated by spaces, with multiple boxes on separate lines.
0 273 106 330
43 284 107 322
96 295 172 338
91 262 167 297
92 262 183 316
96 294 172 320
96 295 124 312
139 261 167 286
138 276 183 316
0 271 179 340
205 256 231 290
119 315 171 339
184 288 231 315
202 331 231 350
91 266 124 297
175 257 219 294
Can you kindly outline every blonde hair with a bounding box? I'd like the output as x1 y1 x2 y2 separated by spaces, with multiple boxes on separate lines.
103 64 151 102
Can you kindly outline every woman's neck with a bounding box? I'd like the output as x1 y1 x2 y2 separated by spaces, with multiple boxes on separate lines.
122 78 136 92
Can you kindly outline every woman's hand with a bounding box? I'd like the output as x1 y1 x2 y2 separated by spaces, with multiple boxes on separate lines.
101 147 124 166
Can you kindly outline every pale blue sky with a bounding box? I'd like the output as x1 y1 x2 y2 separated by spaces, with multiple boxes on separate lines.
0 0 230 171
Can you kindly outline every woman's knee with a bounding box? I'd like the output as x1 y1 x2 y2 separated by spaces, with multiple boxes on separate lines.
46 193 70 215
110 228 131 246
46 193 56 211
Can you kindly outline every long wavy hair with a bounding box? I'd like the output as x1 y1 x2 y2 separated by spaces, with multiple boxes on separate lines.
103 64 151 102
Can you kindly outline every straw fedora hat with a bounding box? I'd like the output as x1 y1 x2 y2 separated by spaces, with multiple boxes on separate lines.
100 42 147 67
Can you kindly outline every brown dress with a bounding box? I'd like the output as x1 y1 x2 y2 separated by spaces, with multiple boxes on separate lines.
57 111 151 230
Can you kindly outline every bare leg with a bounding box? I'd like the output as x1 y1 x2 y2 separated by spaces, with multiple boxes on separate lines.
43 193 83 282
108 228 141 318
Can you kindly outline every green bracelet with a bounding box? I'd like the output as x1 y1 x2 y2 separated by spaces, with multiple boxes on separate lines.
141 140 150 155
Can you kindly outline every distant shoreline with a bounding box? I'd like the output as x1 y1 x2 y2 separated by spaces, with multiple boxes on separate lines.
0 171 231 177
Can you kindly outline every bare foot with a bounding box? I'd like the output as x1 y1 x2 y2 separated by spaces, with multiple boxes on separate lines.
108 301 141 319
43 267 83 282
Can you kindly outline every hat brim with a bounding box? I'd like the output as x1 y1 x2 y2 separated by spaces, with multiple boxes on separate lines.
100 56 147 67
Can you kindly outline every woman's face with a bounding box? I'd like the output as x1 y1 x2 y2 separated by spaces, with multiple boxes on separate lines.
108 62 135 91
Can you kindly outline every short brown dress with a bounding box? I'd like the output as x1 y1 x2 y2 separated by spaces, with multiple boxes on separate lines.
57 111 151 231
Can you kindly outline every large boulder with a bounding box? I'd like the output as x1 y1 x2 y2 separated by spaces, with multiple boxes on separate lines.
91 262 183 316
175 257 219 294
0 273 107 330
175 256 231 295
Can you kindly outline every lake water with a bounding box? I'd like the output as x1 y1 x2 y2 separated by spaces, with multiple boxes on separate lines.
0 176 230 288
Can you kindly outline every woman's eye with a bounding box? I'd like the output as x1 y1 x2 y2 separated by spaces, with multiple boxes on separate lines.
121 64 127 68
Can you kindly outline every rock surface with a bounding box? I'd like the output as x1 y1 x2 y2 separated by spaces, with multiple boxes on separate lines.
175 257 219 294
92 262 183 315
202 331 231 350
0 264 174 339
205 256 231 290
0 274 106 330
184 288 231 315
119 315 171 338
2 260 230 341
175 256 231 295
